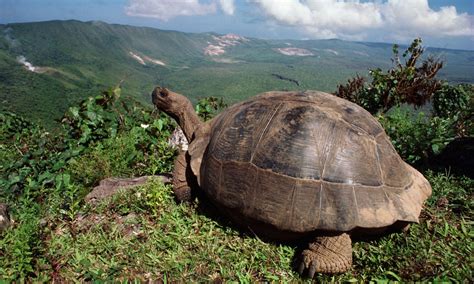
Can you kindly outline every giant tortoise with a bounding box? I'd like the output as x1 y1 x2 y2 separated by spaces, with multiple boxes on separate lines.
151 87 432 277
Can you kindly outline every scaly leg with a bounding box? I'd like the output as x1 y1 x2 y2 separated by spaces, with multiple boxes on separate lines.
297 233 352 277
172 151 194 202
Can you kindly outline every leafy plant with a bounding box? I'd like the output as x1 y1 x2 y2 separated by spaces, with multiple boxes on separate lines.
1 85 172 198
432 83 473 137
378 107 455 165
195 96 227 121
67 125 175 187
61 86 123 147
0 186 51 281
0 112 66 198
432 84 470 118
335 38 443 114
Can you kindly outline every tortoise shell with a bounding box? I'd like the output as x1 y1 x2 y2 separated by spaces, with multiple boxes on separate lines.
197 91 431 233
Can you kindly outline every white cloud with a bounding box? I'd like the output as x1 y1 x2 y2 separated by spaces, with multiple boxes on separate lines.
125 0 217 21
249 0 383 38
124 0 473 42
125 0 235 20
219 0 235 15
250 0 473 40
383 0 473 39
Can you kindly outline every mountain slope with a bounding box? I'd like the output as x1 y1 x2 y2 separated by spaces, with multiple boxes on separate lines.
0 20 212 125
1 20 473 127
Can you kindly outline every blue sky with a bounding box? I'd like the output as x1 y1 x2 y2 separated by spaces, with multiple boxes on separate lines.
1 0 473 50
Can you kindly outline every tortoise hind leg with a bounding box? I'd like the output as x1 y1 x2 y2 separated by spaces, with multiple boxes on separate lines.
297 233 352 277
172 151 196 202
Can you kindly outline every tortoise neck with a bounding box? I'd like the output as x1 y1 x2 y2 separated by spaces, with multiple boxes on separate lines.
171 100 201 142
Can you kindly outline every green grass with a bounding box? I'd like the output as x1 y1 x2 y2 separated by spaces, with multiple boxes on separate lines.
2 171 471 282
43 181 296 282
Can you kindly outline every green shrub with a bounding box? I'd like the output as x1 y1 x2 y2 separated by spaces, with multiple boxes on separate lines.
335 38 442 115
378 107 454 164
0 199 44 281
1 84 176 196
61 86 125 147
432 84 470 118
67 126 175 187
432 83 473 137
0 112 66 199
195 96 227 121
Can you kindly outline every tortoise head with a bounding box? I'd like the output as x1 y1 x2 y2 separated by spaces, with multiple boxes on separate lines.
151 87 186 115
151 86 202 142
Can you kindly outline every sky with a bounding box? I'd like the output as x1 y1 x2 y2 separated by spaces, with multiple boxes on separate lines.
0 0 473 50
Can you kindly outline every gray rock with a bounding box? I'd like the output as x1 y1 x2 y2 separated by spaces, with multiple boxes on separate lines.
85 175 171 205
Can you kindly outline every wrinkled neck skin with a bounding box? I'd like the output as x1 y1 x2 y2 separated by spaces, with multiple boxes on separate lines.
170 100 202 143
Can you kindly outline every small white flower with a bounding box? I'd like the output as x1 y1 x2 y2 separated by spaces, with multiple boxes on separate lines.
140 124 149 129
168 127 189 151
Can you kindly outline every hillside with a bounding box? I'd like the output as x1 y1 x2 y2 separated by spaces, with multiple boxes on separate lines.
1 20 473 127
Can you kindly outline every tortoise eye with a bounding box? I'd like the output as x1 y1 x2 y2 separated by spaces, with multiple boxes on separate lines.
159 88 169 98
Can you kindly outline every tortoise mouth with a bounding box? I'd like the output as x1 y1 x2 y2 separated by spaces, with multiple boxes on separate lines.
151 87 165 107
151 87 176 115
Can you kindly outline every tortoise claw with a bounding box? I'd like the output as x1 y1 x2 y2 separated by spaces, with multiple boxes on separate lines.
297 234 352 277
308 264 317 278
296 253 318 279
297 261 305 275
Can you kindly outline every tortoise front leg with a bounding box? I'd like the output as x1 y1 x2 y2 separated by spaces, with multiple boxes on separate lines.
172 151 194 202
297 233 352 277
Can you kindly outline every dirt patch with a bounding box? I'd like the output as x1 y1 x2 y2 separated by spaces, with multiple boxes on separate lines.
204 34 248 56
275 48 313 56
